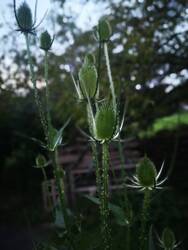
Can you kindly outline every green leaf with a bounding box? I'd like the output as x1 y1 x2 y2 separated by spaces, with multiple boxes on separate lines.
84 195 129 226
48 118 71 151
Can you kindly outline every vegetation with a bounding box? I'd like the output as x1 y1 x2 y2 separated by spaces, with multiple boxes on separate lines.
0 0 188 249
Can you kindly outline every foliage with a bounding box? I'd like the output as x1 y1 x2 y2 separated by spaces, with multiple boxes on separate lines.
0 0 187 249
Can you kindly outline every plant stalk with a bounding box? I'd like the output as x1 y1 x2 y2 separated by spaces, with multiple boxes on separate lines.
25 34 48 140
44 51 51 132
101 142 111 250
104 42 116 111
51 149 75 250
140 189 151 250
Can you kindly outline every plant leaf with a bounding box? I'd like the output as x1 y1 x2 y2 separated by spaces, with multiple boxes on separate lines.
48 118 71 151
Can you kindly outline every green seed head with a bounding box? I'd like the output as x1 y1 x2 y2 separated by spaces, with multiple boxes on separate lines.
35 154 47 168
162 228 176 249
16 2 33 31
97 19 112 42
79 64 97 98
136 156 157 188
95 103 116 141
84 53 96 65
40 31 53 51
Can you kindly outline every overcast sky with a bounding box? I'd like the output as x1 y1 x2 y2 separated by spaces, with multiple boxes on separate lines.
0 0 108 33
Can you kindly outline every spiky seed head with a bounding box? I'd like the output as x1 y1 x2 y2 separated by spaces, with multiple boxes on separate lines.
136 156 157 188
79 64 97 98
16 2 33 31
84 53 96 65
162 228 176 249
95 103 116 141
35 154 47 168
97 19 112 42
40 31 53 51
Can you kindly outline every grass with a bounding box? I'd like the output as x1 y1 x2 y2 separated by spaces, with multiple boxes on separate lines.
140 111 188 138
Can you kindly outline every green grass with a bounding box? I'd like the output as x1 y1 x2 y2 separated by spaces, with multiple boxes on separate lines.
140 111 188 138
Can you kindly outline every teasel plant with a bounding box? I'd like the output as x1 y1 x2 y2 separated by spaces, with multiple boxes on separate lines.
13 1 75 249
71 19 128 250
158 227 180 250
128 156 168 250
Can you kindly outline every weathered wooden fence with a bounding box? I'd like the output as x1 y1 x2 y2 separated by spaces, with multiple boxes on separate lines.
42 138 141 211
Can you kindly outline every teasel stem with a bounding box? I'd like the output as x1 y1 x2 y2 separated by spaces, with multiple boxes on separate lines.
51 149 75 250
25 33 48 141
101 141 111 250
96 41 102 99
44 51 51 134
117 137 132 250
104 42 116 111
118 136 130 209
91 141 101 196
140 189 151 250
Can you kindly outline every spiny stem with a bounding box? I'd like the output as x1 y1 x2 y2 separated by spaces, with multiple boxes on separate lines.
117 136 130 212
25 33 48 140
101 142 111 250
140 189 151 250
104 42 116 111
44 51 51 129
91 141 101 197
96 41 102 99
51 149 75 250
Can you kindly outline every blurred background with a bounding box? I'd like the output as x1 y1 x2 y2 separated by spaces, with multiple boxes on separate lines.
0 0 188 249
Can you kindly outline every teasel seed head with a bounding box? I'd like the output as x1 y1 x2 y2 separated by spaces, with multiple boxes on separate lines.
16 2 33 32
35 154 47 168
84 53 96 66
96 19 112 42
40 30 54 51
162 228 176 250
136 156 157 189
79 63 98 99
95 103 116 141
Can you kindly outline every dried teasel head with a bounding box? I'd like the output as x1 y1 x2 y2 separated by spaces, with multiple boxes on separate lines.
94 103 116 141
40 30 54 51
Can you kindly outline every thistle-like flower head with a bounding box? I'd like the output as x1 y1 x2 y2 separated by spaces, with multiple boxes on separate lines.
35 154 47 168
40 30 54 51
158 227 180 250
128 156 167 191
13 0 46 35
94 103 116 141
78 63 98 99
94 18 112 43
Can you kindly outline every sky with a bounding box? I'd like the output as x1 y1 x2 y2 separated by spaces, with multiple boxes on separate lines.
0 0 108 55
0 0 108 34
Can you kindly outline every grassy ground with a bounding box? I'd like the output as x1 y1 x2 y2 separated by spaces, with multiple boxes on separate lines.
140 111 188 138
